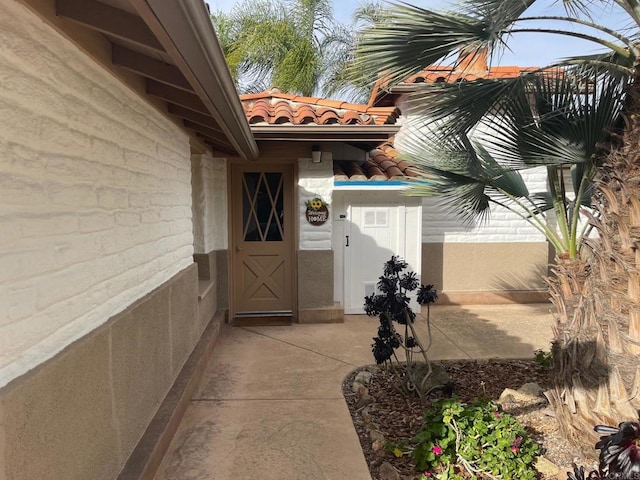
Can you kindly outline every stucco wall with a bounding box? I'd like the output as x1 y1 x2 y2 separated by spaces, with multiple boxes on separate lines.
191 153 228 253
298 156 333 250
0 264 200 480
422 242 549 298
421 168 548 244
0 0 193 388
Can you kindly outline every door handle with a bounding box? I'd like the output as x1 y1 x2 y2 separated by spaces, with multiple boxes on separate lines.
345 235 349 247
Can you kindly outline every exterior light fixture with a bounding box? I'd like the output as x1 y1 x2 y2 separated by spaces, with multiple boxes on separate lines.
311 145 322 163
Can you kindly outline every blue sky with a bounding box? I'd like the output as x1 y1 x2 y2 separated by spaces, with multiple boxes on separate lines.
206 0 630 67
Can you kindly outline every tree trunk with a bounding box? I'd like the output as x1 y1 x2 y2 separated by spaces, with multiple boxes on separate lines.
547 82 640 453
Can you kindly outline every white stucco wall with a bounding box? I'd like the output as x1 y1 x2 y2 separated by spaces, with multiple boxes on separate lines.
192 154 227 253
421 167 548 243
298 155 333 250
0 0 193 387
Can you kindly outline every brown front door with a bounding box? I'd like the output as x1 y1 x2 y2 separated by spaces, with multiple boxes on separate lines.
230 164 294 320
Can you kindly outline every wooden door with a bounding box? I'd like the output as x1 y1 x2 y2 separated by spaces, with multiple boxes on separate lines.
230 164 294 320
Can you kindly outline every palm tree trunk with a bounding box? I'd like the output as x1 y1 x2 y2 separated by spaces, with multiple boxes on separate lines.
547 79 640 452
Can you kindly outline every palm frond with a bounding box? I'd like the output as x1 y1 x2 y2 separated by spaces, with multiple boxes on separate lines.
406 67 626 173
355 2 526 88
399 129 532 224
405 77 528 137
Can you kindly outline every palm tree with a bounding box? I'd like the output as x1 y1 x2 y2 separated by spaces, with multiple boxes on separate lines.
356 0 640 450
211 0 356 97
397 69 624 259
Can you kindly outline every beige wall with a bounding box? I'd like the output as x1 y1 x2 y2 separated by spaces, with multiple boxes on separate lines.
298 250 334 309
194 249 229 322
297 249 342 323
0 265 202 480
0 0 193 388
422 242 550 304
191 153 228 254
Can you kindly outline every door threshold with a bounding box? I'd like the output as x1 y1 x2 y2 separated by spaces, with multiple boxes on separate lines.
233 312 293 327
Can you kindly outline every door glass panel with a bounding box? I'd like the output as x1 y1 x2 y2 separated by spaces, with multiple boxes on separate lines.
242 173 261 241
242 172 284 242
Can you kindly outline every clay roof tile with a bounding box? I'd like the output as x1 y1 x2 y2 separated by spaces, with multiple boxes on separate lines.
341 111 364 125
293 104 316 124
240 90 398 126
317 109 340 125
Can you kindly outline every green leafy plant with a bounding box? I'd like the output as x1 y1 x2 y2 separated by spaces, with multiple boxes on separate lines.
533 349 552 368
364 255 438 397
411 398 540 479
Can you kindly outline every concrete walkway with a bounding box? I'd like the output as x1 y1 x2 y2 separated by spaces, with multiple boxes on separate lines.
153 304 555 480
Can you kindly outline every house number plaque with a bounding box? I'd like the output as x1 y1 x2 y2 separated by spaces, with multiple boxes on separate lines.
305 197 329 226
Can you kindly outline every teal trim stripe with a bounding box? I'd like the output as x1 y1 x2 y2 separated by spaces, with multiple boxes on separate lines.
334 180 407 187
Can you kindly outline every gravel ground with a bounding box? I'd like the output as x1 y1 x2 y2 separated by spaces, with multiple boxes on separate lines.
343 360 599 480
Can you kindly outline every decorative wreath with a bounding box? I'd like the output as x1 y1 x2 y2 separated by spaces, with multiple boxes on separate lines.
305 197 328 211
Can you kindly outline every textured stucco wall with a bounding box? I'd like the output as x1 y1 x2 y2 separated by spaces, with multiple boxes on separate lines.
298 250 334 309
298 156 333 250
420 167 548 244
191 153 227 253
0 0 193 388
422 241 549 295
0 264 199 480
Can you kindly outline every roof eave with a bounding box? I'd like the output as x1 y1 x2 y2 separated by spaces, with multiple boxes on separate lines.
132 0 259 160
250 124 401 142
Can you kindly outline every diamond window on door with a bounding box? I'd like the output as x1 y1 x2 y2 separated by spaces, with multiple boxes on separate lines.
242 172 284 242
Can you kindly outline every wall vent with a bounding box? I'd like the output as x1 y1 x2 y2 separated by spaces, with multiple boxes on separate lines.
364 281 378 298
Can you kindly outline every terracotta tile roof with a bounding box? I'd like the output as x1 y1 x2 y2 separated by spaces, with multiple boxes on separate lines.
405 65 538 84
368 49 545 107
396 49 540 86
241 88 398 126
334 141 421 182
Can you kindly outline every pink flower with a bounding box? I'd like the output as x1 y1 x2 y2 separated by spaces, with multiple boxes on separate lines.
511 436 522 454
422 472 432 478
492 410 501 418
432 445 443 455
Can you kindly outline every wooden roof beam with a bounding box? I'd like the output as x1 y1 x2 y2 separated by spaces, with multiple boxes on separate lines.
200 136 238 156
56 0 165 53
168 104 218 129
183 120 230 145
146 80 209 114
111 44 192 91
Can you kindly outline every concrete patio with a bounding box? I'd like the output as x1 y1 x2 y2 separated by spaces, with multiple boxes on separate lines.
152 303 555 480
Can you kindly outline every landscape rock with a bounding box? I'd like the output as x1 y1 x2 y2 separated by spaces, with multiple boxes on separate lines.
534 456 560 476
412 362 451 394
352 381 365 394
356 393 375 409
366 365 380 374
498 387 540 405
357 384 369 397
370 429 385 444
372 439 385 452
518 382 544 397
355 371 374 385
379 461 401 480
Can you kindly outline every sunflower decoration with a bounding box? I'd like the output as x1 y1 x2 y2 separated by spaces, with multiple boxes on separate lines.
305 197 329 226
306 197 328 211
